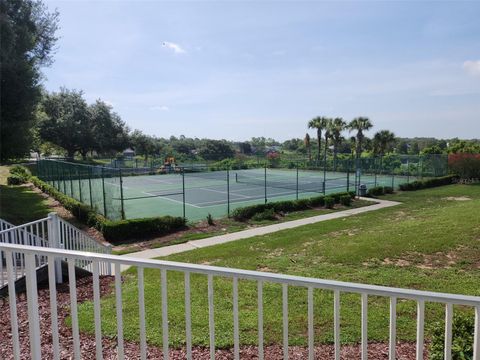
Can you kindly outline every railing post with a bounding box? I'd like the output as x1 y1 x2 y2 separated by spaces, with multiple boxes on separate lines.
48 212 63 283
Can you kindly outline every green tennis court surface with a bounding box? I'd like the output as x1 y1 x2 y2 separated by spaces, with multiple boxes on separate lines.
116 168 415 222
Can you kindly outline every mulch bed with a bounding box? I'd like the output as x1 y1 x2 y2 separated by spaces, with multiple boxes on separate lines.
0 275 426 359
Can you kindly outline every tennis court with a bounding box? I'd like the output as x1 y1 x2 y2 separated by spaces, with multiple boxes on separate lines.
118 168 414 221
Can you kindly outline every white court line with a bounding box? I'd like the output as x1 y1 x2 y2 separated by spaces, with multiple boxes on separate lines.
198 187 252 199
193 189 307 207
139 191 202 209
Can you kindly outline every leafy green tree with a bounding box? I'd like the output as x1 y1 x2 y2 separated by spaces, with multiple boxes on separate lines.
373 130 396 156
198 140 235 160
88 100 130 157
421 145 444 155
308 116 330 160
130 130 157 161
347 117 373 161
1 0 59 161
38 88 91 159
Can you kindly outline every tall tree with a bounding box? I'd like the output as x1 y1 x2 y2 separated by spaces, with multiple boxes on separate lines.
1 0 59 161
347 117 373 162
323 118 333 168
308 116 330 161
373 130 396 156
38 88 90 159
329 117 346 170
89 100 130 157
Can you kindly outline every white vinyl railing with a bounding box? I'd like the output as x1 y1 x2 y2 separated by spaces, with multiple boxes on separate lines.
1 242 479 360
0 213 111 286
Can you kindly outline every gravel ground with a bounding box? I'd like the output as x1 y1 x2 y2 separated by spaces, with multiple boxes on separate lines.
0 275 427 359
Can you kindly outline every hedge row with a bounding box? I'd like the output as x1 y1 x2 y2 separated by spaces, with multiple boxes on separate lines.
366 186 394 197
398 175 457 191
29 176 186 243
232 191 356 221
7 165 30 185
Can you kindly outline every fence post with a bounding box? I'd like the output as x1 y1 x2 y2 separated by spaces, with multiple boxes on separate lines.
182 169 186 219
101 168 107 218
119 169 125 220
88 167 93 208
264 165 267 204
78 168 83 203
296 166 299 200
227 169 230 217
47 212 63 284
347 168 350 192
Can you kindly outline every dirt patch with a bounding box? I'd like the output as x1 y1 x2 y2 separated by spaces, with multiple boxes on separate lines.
376 245 480 270
0 275 427 359
443 196 471 201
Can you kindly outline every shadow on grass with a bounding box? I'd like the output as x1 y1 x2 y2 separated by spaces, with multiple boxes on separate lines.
0 185 51 224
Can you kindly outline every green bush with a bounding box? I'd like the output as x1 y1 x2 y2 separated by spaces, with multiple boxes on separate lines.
7 165 30 185
309 195 325 207
7 175 24 185
367 186 385 197
399 175 457 191
430 313 475 360
251 208 276 221
340 195 352 206
231 203 272 221
101 216 186 243
383 186 394 194
207 213 214 226
324 196 335 209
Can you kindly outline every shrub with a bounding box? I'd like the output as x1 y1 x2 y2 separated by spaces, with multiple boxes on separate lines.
251 208 276 221
399 175 457 191
7 165 30 185
207 213 214 226
448 153 480 180
7 175 24 185
367 186 385 197
430 313 475 360
340 195 352 206
324 196 335 209
383 186 394 194
232 204 272 221
309 195 325 207
102 216 186 243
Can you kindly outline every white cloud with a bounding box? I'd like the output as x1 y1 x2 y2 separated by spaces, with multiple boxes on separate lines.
463 60 480 77
149 105 169 111
162 41 186 54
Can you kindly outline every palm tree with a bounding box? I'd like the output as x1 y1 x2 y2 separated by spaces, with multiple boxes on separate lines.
347 117 373 162
308 116 330 161
323 118 333 172
329 117 346 171
373 130 396 156
304 133 311 161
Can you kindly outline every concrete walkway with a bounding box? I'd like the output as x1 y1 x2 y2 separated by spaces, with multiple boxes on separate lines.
123 197 400 263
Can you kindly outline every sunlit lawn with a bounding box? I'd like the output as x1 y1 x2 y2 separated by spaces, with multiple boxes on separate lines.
77 184 480 348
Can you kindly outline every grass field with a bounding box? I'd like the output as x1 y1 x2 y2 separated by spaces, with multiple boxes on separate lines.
77 184 480 348
0 166 52 224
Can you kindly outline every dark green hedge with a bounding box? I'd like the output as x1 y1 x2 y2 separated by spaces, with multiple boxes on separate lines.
30 176 186 243
7 165 30 185
232 191 355 221
102 216 186 243
398 175 457 191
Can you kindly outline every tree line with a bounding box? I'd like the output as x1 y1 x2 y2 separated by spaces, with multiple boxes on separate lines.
1 0 479 164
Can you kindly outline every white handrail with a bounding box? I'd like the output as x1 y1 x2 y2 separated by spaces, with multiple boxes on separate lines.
1 242 479 360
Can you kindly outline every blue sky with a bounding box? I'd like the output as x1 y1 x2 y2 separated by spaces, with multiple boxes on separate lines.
44 1 480 141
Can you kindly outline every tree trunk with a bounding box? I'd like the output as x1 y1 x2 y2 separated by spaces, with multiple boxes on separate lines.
317 129 322 162
333 145 337 172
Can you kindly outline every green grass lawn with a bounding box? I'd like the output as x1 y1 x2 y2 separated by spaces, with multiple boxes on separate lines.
77 184 480 348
